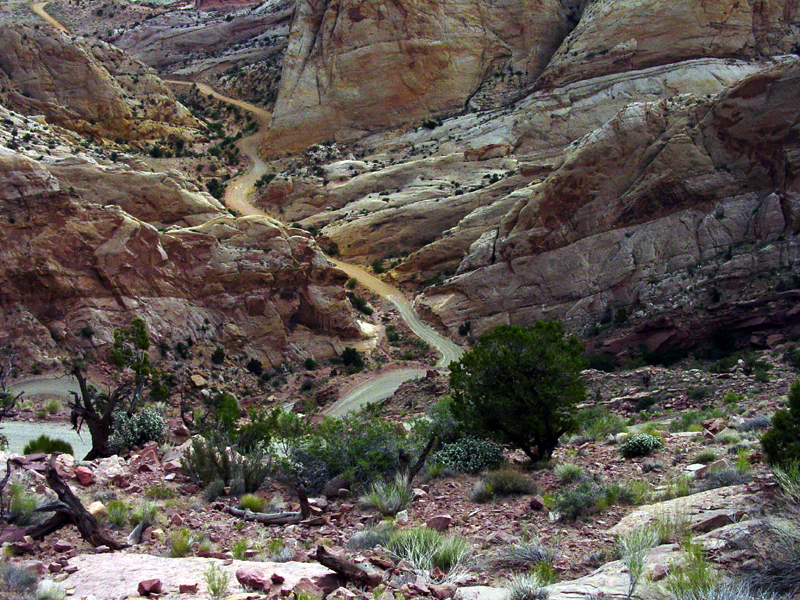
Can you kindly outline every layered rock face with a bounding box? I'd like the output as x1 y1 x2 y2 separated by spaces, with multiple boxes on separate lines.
537 0 800 88
0 133 360 365
0 24 198 141
265 0 570 153
419 62 800 351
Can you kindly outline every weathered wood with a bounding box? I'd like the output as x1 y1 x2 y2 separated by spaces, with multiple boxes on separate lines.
26 457 125 550
404 433 436 485
298 486 311 520
226 505 303 525
314 545 381 588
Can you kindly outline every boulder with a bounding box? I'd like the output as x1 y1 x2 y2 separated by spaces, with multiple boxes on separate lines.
292 578 324 600
236 567 271 592
427 514 453 532
137 579 162 597
74 466 95 486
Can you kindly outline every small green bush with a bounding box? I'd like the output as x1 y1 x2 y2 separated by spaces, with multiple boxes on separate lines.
108 407 164 454
231 538 249 560
181 436 271 494
553 482 601 521
360 473 413 516
239 493 266 513
387 528 472 584
0 561 38 596
506 573 549 600
211 347 225 364
662 539 718 599
575 406 627 440
620 433 663 458
169 528 194 558
204 563 230 600
145 484 176 500
762 379 800 466
494 539 555 569
44 399 60 415
22 435 73 456
129 501 159 527
693 449 719 465
555 463 584 484
432 436 504 474
347 523 396 551
105 500 128 529
471 467 536 503
7 482 39 526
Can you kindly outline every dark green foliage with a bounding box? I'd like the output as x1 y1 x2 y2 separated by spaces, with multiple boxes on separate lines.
0 562 38 596
449 321 586 461
181 436 271 494
347 292 373 316
575 406 627 440
471 468 537 503
620 433 663 458
206 178 225 200
304 357 317 370
639 345 687 367
586 352 618 372
108 407 165 454
22 434 73 456
340 347 364 373
371 258 385 274
211 347 225 365
286 407 406 491
246 358 263 376
636 395 659 412
687 387 710 401
553 481 602 521
762 379 800 466
432 436 504 474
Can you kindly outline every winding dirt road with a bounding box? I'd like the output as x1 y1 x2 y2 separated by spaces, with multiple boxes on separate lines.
30 2 69 33
166 82 463 415
26 2 464 415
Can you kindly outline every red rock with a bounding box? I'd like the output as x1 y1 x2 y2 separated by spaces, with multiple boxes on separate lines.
236 567 271 591
74 466 95 486
529 495 546 511
692 513 734 533
53 540 72 552
48 563 62 573
430 583 458 600
312 573 342 595
138 579 162 596
271 574 285 584
427 514 452 532
293 577 324 600
179 583 198 593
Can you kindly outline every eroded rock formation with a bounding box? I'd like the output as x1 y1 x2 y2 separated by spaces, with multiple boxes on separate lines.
0 24 198 141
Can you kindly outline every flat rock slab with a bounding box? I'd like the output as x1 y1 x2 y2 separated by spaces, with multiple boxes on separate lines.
608 485 755 537
59 553 334 600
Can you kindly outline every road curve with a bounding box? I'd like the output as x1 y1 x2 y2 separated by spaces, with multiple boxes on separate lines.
24 1 462 414
8 375 79 400
166 82 464 413
30 2 70 33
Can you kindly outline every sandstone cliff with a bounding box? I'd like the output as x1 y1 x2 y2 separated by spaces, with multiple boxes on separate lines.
0 110 361 365
265 0 570 153
0 24 199 142
418 61 800 352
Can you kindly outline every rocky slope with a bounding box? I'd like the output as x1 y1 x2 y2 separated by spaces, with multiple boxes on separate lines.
265 0 571 153
0 107 361 366
0 23 199 142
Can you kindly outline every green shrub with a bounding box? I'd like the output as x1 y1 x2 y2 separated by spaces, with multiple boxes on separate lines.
345 278 357 290
107 407 164 454
347 523 396 551
347 293 373 316
304 358 317 370
575 406 627 440
7 482 39 526
553 482 601 521
169 528 194 558
105 500 129 529
693 449 718 465
762 379 800 466
35 580 66 600
340 347 364 373
618 526 659 600
181 436 271 494
0 562 38 596
231 538 249 560
145 484 176 500
204 563 230 600
620 433 663 458
555 463 584 484
505 573 549 600
239 493 266 513
360 473 413 516
285 407 406 491
211 347 225 364
44 399 60 415
387 528 472 584
129 501 159 527
246 358 263 376
22 434 73 456
432 436 504 474
662 539 718 599
494 539 555 569
471 467 536 503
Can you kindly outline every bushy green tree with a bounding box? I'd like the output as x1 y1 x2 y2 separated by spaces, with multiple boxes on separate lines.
762 378 800 466
449 321 586 461
70 318 170 459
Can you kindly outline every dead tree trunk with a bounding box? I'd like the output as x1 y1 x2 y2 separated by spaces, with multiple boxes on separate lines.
314 545 381 587
26 457 126 550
